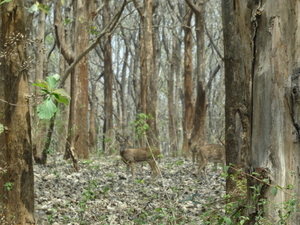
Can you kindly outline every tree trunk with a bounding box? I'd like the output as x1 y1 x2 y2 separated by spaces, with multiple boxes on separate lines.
186 0 206 147
32 0 48 164
223 0 300 223
167 31 179 156
0 1 35 223
182 9 194 155
68 0 95 159
102 0 114 154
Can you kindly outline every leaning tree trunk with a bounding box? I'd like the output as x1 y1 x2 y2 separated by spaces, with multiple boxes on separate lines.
0 1 35 224
223 0 300 223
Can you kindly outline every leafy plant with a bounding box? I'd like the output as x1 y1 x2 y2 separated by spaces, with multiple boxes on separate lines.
33 74 70 119
28 1 50 15
4 182 13 191
0 0 12 5
130 113 153 139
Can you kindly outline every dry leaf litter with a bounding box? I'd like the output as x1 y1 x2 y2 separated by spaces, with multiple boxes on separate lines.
34 154 226 225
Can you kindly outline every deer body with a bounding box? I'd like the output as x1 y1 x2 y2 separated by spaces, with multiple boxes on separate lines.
117 136 161 180
197 144 225 181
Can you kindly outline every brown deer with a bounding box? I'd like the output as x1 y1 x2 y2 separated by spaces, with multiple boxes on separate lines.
116 135 161 180
186 130 225 180
196 144 225 181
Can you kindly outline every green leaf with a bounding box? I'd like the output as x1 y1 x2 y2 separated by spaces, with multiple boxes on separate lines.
53 88 70 99
0 123 4 134
64 18 71 25
40 88 49 95
224 217 232 224
53 94 69 105
28 3 39 13
38 4 50 15
46 76 58 89
0 0 12 5
37 98 57 119
32 80 49 89
52 74 60 81
271 186 278 196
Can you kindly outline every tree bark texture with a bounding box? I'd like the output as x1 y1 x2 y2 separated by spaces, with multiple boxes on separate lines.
182 9 194 155
223 0 300 223
69 0 95 158
0 1 35 223
102 1 114 153
32 0 47 164
186 0 206 147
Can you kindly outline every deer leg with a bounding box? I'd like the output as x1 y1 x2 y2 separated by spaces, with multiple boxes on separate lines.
192 151 195 164
130 162 135 180
148 160 159 180
197 160 208 181
213 162 218 171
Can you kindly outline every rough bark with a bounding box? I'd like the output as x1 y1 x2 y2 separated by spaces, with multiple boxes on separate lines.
133 0 159 147
185 0 206 147
223 0 300 223
68 0 95 159
32 0 48 164
102 0 114 154
182 9 194 155
0 1 35 223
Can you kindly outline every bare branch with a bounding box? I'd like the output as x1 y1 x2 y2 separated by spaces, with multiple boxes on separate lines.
58 0 129 87
205 24 224 61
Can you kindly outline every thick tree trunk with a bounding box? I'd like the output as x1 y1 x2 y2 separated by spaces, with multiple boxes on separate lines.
223 0 300 223
68 0 95 159
134 0 159 147
0 1 35 223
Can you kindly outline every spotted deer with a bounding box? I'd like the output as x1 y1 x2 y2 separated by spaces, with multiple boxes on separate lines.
196 144 225 181
116 135 161 180
187 131 225 180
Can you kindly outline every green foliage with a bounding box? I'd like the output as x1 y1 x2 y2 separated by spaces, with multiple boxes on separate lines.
0 0 12 5
0 123 3 135
78 180 98 215
134 179 145 184
198 167 298 225
4 182 13 191
47 209 56 224
130 113 153 139
33 74 70 119
28 1 50 15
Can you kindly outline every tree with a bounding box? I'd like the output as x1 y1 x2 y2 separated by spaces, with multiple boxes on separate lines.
102 0 114 153
134 0 159 146
0 0 35 223
223 0 299 223
182 8 194 155
32 0 48 164
67 0 95 159
185 0 206 149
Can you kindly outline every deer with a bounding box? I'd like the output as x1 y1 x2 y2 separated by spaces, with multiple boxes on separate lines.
196 144 225 181
116 135 161 181
187 129 225 181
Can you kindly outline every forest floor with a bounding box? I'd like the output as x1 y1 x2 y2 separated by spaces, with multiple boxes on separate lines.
34 153 226 225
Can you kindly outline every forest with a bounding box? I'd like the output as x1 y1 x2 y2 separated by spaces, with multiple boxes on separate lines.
1 0 300 224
